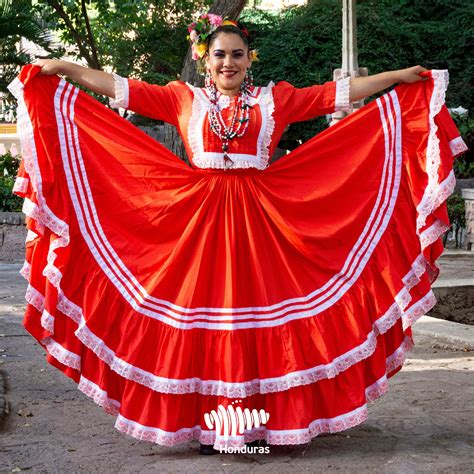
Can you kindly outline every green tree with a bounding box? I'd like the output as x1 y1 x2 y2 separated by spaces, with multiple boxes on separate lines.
243 0 473 151
0 0 60 100
33 0 212 84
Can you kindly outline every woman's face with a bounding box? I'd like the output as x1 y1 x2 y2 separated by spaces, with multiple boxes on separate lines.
205 32 251 96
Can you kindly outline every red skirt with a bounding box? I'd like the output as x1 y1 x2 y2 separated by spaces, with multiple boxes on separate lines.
9 65 467 448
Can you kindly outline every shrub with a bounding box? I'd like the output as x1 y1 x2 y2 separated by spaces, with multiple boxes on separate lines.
0 151 23 212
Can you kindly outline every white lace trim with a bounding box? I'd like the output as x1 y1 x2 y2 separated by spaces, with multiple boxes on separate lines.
7 77 24 100
25 283 45 312
26 260 434 398
259 82 276 168
8 71 71 294
8 74 71 311
420 219 450 250
449 136 468 157
108 73 129 109
40 309 55 334
78 376 120 415
416 70 450 232
185 82 275 170
13 176 29 194
335 77 351 112
20 260 31 280
42 336 81 370
74 336 410 448
402 254 427 290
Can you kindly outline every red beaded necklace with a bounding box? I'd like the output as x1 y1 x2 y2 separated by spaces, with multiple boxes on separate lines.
206 76 251 168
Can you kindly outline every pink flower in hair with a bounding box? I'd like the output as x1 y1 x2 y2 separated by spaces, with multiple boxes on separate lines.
187 22 196 33
190 30 198 42
208 14 223 26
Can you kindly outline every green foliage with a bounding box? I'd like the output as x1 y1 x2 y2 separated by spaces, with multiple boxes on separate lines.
242 1 341 148
451 112 474 178
447 193 466 229
446 193 466 248
0 151 22 212
0 176 22 212
4 1 472 159
33 0 211 84
243 0 474 150
0 0 61 101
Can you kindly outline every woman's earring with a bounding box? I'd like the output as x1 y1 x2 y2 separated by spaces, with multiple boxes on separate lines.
242 68 254 92
205 70 216 90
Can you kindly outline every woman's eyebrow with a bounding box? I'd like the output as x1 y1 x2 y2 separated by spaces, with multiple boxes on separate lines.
213 49 245 53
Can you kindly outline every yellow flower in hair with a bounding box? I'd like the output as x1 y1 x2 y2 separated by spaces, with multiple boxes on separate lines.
222 20 237 27
197 42 208 58
250 49 259 62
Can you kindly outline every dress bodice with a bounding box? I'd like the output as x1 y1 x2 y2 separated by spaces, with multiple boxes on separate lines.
110 73 351 169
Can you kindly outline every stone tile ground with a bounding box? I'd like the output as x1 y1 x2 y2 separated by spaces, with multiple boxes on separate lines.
1 259 473 473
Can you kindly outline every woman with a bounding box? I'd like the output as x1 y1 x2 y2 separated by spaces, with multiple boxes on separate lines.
11 16 466 455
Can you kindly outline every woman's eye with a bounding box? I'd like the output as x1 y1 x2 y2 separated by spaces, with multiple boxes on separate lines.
234 53 243 58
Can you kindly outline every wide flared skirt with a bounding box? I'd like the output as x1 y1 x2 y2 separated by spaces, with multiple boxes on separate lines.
9 66 467 448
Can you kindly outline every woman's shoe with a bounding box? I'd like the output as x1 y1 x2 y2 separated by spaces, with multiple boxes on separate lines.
199 443 218 455
246 439 268 448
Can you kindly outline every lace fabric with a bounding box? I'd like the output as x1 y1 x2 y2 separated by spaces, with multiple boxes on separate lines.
186 82 275 170
108 73 129 109
335 76 352 112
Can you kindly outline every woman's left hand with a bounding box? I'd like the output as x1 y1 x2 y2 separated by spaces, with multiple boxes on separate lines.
396 65 429 83
349 65 430 102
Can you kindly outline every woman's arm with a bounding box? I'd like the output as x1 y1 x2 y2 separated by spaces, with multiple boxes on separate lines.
348 65 428 102
33 59 115 98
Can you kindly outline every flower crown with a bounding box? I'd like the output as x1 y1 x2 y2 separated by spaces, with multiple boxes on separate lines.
187 14 259 75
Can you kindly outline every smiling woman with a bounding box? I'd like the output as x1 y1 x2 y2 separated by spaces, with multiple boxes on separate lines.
205 26 252 97
13 10 468 458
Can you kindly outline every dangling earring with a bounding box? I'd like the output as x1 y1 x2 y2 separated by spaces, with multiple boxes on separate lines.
205 70 216 90
242 68 254 92
205 69 218 104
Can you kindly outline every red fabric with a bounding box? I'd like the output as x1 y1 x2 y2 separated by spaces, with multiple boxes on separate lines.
126 78 335 165
10 65 467 448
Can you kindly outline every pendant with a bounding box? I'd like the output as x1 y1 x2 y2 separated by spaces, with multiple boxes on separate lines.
223 153 234 168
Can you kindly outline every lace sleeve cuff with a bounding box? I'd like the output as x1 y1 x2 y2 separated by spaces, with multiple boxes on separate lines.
335 77 351 112
109 73 129 109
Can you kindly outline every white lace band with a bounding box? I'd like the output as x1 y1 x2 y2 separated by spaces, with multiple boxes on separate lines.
109 73 129 109
335 77 351 112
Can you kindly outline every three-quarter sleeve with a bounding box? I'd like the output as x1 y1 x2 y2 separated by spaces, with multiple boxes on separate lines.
108 73 186 127
273 77 352 123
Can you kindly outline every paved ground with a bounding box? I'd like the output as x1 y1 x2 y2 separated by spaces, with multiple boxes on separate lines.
1 259 473 473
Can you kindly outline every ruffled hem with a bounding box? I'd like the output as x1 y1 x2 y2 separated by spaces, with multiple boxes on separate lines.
11 68 461 397
65 334 412 448
21 256 435 398
9 66 466 447
416 70 450 231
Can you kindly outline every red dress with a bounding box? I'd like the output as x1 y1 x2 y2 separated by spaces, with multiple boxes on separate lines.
9 65 467 449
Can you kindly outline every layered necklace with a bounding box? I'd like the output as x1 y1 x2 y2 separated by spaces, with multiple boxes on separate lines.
206 75 252 169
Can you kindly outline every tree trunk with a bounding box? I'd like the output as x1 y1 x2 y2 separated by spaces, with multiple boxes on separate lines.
163 0 247 161
46 0 101 70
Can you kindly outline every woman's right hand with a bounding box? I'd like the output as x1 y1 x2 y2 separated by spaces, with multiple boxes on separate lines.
33 58 64 75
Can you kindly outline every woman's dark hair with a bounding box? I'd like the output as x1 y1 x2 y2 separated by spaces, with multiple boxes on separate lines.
208 22 251 50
